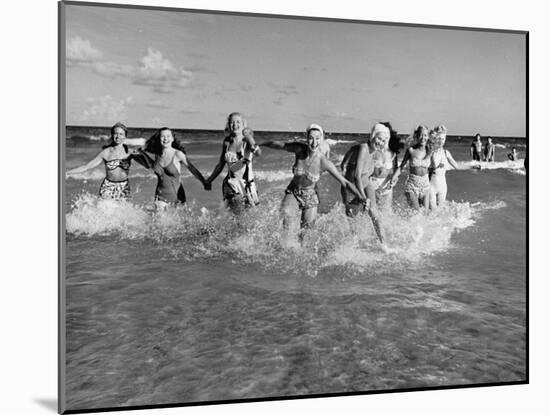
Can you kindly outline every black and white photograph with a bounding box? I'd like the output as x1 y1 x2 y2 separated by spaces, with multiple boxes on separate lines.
58 1 529 413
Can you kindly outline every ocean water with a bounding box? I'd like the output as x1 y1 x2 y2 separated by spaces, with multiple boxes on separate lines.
63 126 527 411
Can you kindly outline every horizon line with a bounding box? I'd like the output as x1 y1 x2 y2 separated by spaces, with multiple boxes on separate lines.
64 125 527 140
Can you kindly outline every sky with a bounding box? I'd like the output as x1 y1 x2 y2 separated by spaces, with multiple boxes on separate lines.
64 3 526 136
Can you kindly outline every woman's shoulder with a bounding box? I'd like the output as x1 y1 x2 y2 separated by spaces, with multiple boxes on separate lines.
174 149 187 159
99 146 113 159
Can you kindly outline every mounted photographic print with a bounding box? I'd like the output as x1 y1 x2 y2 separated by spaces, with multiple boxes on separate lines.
59 1 528 413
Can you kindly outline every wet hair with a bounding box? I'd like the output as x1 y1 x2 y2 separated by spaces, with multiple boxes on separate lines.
224 112 247 137
475 133 481 139
144 127 186 155
381 121 401 154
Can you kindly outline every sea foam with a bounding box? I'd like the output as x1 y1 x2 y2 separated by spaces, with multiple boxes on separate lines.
65 192 504 276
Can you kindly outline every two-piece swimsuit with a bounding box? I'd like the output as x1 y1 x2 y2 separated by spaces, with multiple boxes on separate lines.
285 152 321 210
153 154 186 205
99 158 131 199
369 152 395 195
222 140 259 207
405 155 431 197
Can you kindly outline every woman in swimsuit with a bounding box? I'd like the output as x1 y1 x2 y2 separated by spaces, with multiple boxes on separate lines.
340 132 394 243
264 123 363 230
139 127 207 210
66 122 146 200
391 125 432 210
429 125 458 208
368 122 399 213
205 112 262 214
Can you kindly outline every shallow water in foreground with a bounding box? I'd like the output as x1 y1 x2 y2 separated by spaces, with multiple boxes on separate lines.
64 129 526 410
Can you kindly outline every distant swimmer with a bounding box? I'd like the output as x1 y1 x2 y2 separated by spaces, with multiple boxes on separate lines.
484 136 496 162
205 112 262 214
429 125 458 208
65 122 149 200
264 123 364 231
391 125 432 211
139 127 207 210
507 147 518 161
470 133 483 161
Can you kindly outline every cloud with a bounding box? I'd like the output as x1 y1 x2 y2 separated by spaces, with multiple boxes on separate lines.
133 48 193 93
66 36 130 78
67 36 102 63
80 95 133 122
90 61 134 78
66 38 194 93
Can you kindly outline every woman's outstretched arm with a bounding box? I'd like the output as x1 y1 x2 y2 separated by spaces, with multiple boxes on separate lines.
354 144 371 200
178 151 206 184
322 157 364 200
205 142 228 185
131 149 155 169
445 150 459 169
66 151 104 175
392 147 410 184
243 128 262 157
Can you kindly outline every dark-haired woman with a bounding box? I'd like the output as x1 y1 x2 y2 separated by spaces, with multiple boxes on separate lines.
66 122 144 200
139 127 207 210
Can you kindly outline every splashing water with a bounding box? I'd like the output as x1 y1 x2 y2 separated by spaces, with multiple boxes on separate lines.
64 192 504 276
456 159 525 171
67 169 294 183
